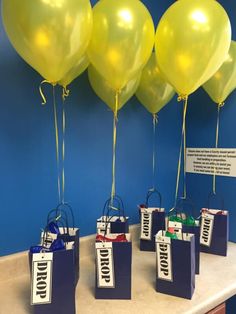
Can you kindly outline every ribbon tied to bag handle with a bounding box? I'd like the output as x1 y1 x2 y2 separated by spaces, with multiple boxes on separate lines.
145 188 162 209
47 202 75 234
100 195 126 237
102 195 126 220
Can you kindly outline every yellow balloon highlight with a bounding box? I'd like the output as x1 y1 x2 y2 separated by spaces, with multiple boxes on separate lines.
88 0 155 91
155 0 231 96
59 55 89 88
136 53 175 114
88 65 140 112
2 0 93 84
203 41 236 104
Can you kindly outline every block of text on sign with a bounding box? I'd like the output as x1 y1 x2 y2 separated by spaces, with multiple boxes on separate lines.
186 148 236 177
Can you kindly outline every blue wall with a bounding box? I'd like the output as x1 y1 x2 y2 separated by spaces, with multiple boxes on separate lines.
1 0 236 266
0 0 181 256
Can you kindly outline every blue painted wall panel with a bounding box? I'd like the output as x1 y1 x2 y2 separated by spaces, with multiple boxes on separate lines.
0 0 181 256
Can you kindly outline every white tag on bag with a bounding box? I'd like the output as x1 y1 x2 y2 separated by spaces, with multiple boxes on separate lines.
97 222 111 235
168 221 182 236
96 242 115 288
156 233 173 282
200 213 214 247
140 210 152 240
31 252 53 305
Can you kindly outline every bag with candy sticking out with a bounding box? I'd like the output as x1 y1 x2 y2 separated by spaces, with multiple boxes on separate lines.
155 229 195 300
29 204 79 314
167 198 200 274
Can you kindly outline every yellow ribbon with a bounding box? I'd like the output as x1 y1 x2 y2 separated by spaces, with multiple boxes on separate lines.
39 81 67 204
213 102 224 194
62 99 66 204
62 86 70 102
52 85 61 204
111 90 119 205
152 113 158 190
39 80 56 105
174 95 189 206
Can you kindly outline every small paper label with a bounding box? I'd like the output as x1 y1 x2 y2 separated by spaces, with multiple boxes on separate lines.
96 242 115 288
156 235 172 282
140 210 152 240
200 213 214 247
40 232 57 248
31 252 53 305
97 222 111 235
168 221 182 235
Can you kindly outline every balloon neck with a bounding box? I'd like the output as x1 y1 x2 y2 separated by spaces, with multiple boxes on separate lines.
177 94 188 102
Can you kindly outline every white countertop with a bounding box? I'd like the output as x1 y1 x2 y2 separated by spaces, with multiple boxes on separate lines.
0 225 236 314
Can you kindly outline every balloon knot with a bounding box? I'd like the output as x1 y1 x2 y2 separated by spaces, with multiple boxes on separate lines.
177 95 188 102
153 113 158 125
62 86 70 101
219 102 225 107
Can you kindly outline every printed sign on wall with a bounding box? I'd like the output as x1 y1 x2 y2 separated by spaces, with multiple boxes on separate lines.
186 148 236 177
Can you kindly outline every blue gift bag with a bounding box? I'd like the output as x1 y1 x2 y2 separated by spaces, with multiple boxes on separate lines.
30 247 76 314
97 196 129 235
95 233 132 300
168 198 200 274
156 230 195 300
139 189 166 252
200 193 229 256
30 205 79 314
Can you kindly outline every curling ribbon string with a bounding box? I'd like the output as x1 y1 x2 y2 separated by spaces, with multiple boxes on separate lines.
61 96 66 204
152 113 158 190
174 95 189 207
61 86 70 203
183 97 188 200
39 80 53 105
213 102 224 194
52 85 61 204
111 91 119 206
62 86 70 101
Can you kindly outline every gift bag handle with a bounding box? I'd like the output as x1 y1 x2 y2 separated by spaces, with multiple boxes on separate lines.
145 188 162 208
102 195 125 219
175 197 196 217
47 208 70 234
168 197 196 224
56 202 75 230
47 203 75 230
207 192 224 210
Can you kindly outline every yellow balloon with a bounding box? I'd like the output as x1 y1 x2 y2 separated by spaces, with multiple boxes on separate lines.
203 41 236 104
2 0 93 84
155 0 231 96
59 55 89 88
136 53 175 114
88 65 140 112
88 0 154 91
